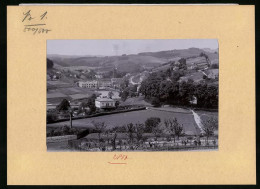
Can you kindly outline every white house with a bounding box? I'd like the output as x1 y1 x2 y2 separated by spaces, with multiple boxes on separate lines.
95 98 115 109
95 74 103 79
78 80 98 88
189 96 197 105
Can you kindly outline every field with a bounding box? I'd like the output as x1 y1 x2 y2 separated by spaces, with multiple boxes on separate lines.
196 110 218 122
179 71 204 82
47 108 217 135
47 86 100 104
120 96 152 106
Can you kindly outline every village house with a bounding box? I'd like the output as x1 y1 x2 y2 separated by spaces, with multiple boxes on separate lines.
195 62 209 70
95 74 103 79
95 98 115 109
205 69 219 79
98 79 112 88
77 79 112 89
96 90 121 100
111 78 123 88
78 80 98 88
186 56 209 70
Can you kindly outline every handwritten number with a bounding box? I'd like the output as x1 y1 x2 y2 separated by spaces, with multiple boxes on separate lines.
40 11 48 20
22 10 51 35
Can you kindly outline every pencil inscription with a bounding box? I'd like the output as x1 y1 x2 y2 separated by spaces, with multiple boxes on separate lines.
108 154 128 164
22 10 51 35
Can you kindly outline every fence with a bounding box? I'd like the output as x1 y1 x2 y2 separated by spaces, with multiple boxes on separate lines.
67 139 218 151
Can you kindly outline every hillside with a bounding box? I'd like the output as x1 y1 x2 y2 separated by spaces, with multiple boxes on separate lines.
47 47 218 73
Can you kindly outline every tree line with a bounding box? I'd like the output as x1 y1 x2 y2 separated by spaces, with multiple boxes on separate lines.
139 68 218 108
49 115 218 151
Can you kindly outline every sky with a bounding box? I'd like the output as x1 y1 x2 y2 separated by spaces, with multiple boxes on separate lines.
47 39 218 56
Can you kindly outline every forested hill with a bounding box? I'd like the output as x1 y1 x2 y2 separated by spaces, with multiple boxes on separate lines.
47 48 218 73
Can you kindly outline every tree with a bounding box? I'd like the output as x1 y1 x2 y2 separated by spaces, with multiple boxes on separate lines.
115 101 120 108
151 97 161 107
145 117 161 133
111 131 118 151
78 95 96 115
87 94 97 113
56 99 74 128
164 118 184 143
56 99 70 111
178 58 187 70
119 85 138 101
47 58 54 69
135 123 145 144
86 70 96 79
47 113 57 123
211 64 219 69
139 72 163 99
170 71 182 82
92 121 107 149
108 91 114 99
119 90 129 101
126 123 135 145
152 124 162 141
159 80 173 102
120 78 129 90
178 80 195 105
200 52 205 57
202 116 218 144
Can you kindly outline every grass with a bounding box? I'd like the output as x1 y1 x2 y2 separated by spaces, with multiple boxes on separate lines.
120 96 152 106
195 110 218 123
47 109 202 134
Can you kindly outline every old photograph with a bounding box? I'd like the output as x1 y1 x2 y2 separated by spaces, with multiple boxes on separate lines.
46 39 219 151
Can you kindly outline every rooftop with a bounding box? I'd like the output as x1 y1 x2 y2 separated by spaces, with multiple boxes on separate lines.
95 98 115 102
78 80 98 83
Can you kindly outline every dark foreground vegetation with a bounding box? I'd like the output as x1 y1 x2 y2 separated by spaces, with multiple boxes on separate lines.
47 115 218 151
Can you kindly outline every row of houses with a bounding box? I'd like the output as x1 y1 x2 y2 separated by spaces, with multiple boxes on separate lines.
186 56 210 70
77 78 123 89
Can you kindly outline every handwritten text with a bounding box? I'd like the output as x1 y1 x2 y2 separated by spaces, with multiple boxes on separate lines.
22 10 51 35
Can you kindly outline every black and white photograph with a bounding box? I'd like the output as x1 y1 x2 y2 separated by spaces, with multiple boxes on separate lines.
46 39 219 152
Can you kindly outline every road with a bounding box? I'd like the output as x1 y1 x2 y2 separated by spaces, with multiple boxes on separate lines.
129 75 144 85
129 76 139 85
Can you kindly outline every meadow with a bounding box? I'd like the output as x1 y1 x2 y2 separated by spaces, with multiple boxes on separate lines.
47 108 214 135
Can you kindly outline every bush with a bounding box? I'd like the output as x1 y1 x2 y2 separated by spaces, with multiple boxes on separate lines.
47 125 81 137
145 117 161 133
203 75 207 80
47 113 58 123
151 97 161 107
210 64 219 69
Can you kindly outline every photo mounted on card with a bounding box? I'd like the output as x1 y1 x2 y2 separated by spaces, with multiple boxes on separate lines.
46 39 219 152
7 5 255 185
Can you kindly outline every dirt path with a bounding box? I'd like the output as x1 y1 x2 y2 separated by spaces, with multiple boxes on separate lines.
191 110 205 134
